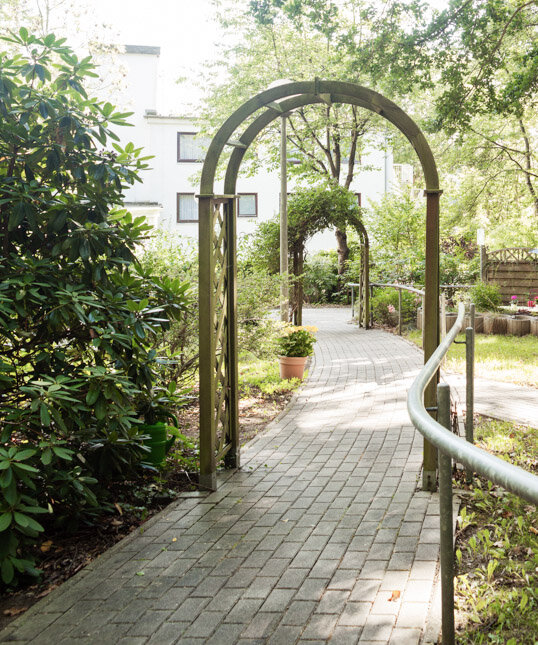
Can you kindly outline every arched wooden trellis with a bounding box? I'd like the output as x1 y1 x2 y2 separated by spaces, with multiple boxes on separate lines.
198 80 441 491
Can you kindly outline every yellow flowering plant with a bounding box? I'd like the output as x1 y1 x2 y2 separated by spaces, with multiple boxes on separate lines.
277 325 318 357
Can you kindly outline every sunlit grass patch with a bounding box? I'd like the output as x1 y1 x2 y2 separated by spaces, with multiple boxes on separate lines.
406 331 538 387
239 353 302 395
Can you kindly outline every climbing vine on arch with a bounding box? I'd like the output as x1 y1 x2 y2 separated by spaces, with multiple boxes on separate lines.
287 184 367 324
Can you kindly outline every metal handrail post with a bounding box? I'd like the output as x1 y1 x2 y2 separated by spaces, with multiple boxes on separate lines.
437 382 455 645
465 304 475 483
421 295 425 349
364 284 374 329
351 284 355 319
398 288 402 335
358 279 362 326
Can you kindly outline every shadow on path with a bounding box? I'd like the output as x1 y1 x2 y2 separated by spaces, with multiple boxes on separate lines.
1 308 442 645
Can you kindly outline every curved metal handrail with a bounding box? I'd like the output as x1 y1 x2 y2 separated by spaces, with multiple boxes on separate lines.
408 301 538 644
370 282 425 296
369 281 473 294
407 301 538 506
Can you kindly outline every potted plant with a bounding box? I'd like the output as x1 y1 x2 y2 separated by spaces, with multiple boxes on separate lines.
136 382 184 468
277 325 317 380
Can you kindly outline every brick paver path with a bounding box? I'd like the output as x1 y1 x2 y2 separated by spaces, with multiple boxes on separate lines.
1 308 442 645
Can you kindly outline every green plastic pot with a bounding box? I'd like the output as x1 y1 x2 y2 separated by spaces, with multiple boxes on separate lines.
139 412 179 468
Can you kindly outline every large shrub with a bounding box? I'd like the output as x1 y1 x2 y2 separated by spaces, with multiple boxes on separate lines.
371 288 420 327
471 281 502 312
365 192 479 286
139 232 199 383
0 31 190 585
237 269 281 358
303 251 340 304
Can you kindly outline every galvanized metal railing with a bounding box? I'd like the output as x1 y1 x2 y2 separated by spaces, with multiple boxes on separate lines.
407 301 538 644
348 281 473 336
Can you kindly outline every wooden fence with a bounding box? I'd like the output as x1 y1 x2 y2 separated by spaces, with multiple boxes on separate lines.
485 247 538 304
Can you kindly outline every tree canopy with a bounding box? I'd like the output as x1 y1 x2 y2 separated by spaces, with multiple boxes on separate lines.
201 0 538 249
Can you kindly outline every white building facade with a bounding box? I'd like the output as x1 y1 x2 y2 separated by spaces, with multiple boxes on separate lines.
116 46 411 251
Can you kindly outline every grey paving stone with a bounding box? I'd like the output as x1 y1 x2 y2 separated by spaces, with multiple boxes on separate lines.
338 602 372 626
360 614 396 641
388 627 422 645
240 612 281 639
316 589 350 615
205 623 245 645
349 580 381 603
281 600 316 625
126 609 173 637
242 575 278 600
182 611 225 638
147 621 187 644
276 567 309 589
259 588 295 612
295 577 331 601
301 613 339 640
225 598 265 624
267 624 304 645
394 602 428 629
169 597 210 623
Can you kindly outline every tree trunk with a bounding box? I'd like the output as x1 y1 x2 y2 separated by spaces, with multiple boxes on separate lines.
335 227 349 275
519 118 538 219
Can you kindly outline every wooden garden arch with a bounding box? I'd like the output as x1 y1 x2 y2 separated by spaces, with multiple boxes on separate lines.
198 80 441 491
287 207 369 328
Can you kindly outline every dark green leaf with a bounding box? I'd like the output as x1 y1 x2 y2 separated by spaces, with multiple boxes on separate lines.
1 558 14 584
0 513 12 532
51 446 73 461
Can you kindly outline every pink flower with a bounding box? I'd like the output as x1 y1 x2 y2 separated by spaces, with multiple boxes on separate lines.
388 304 396 313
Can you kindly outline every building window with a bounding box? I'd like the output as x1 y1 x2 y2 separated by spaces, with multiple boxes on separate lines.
238 193 258 217
177 132 208 162
393 163 413 186
177 193 198 222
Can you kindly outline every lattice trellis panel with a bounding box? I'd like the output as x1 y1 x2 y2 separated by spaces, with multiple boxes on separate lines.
199 195 239 490
487 247 538 264
212 199 232 461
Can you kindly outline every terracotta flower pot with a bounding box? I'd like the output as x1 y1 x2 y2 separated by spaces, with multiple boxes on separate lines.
279 355 308 380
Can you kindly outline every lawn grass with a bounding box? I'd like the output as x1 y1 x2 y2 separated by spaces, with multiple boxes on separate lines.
406 330 538 387
455 417 538 644
238 354 303 395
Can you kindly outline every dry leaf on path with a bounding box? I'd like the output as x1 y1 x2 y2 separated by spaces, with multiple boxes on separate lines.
36 585 58 599
3 607 28 617
388 590 401 602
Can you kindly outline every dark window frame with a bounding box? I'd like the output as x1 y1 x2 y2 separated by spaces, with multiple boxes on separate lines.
176 192 198 223
177 132 205 163
237 192 258 218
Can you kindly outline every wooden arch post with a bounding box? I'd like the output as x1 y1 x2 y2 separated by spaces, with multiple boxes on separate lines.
198 80 441 491
356 220 370 329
